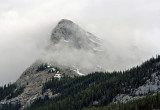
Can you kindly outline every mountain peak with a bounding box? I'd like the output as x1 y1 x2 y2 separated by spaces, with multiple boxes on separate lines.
50 19 100 50
58 19 73 25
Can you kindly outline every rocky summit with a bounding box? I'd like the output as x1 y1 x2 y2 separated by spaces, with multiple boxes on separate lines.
51 19 100 50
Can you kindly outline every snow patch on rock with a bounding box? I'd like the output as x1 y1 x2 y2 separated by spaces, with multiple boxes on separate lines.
113 72 160 103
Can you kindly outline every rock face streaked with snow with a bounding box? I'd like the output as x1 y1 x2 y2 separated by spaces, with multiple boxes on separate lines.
134 72 160 96
51 19 100 50
113 72 160 103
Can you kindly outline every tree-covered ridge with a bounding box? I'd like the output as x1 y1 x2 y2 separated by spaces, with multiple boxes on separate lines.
84 92 160 110
6 86 25 100
0 83 25 101
0 83 16 101
25 55 160 110
0 102 21 110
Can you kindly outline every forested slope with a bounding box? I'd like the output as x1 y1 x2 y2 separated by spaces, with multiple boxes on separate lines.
25 55 160 110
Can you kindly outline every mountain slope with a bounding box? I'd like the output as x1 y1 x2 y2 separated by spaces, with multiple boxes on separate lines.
25 55 160 110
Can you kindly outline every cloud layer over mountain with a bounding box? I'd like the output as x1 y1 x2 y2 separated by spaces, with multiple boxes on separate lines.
0 0 160 85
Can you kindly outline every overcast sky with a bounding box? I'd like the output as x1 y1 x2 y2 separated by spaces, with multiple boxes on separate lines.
0 0 160 85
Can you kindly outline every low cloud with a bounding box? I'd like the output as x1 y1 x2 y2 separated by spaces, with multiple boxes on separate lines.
0 0 160 85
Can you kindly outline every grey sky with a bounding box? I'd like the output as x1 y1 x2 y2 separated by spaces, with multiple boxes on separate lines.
0 0 160 85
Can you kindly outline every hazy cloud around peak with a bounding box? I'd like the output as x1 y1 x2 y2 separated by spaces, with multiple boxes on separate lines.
0 0 160 85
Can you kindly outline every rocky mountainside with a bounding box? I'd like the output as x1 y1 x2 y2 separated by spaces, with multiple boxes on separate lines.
1 19 160 110
0 60 77 109
1 19 101 109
